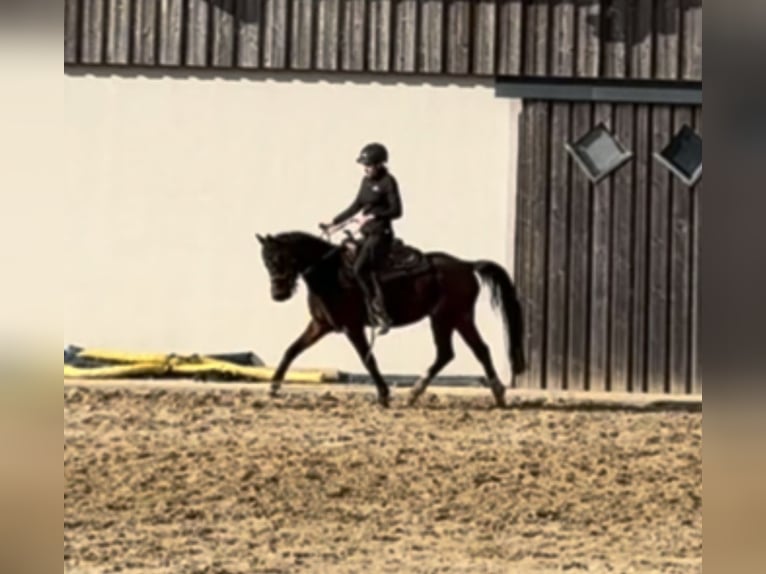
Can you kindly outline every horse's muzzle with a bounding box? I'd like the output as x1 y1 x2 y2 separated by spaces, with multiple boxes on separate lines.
270 278 294 301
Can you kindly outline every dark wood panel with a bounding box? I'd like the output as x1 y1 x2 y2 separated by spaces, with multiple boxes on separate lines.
690 106 702 394
213 0 236 67
545 102 571 390
316 0 341 70
236 0 262 69
290 0 314 69
263 0 289 68
65 0 80 64
67 0 702 82
602 0 628 77
497 0 523 76
630 0 654 78
647 104 672 393
630 103 651 392
472 0 496 76
106 0 132 64
393 0 417 72
525 0 549 76
515 100 699 396
159 0 184 66
368 0 393 71
446 0 471 75
682 0 702 80
132 0 157 65
342 0 367 71
187 0 210 67
81 0 105 64
655 0 680 80
588 102 613 392
610 103 634 393
419 0 444 73
566 102 592 392
515 103 536 390
668 106 694 394
528 101 551 390
551 0 575 77
576 0 600 78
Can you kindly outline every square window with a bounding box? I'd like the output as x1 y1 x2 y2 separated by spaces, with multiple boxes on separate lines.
654 124 702 186
565 123 634 183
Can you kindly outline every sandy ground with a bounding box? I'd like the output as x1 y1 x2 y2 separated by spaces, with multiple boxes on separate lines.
64 381 702 573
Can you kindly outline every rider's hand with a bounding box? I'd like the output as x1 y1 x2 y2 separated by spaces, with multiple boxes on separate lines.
319 222 332 231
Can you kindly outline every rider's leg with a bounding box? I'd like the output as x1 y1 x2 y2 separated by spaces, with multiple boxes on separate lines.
370 272 393 335
368 233 394 334
353 239 380 325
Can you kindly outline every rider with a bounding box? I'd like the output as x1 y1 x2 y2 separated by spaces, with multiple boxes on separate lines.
321 142 402 335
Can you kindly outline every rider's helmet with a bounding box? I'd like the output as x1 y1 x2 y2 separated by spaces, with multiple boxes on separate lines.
356 143 388 166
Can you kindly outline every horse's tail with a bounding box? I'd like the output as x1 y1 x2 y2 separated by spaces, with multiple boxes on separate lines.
474 261 526 376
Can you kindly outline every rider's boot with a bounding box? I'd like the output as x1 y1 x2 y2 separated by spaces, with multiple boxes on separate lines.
357 278 382 328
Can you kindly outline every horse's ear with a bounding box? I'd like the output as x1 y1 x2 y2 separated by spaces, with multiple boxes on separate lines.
255 233 266 244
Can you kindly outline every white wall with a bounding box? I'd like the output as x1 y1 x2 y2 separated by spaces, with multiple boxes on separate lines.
63 70 520 379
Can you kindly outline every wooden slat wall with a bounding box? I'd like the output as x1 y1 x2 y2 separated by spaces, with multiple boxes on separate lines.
368 0 393 71
80 0 105 64
187 0 209 67
394 0 418 72
316 0 341 70
237 0 263 69
291 0 314 70
690 107 701 395
589 102 612 393
64 1 702 81
133 0 158 66
65 0 80 64
342 0 367 71
566 102 592 393
516 101 701 395
106 0 131 65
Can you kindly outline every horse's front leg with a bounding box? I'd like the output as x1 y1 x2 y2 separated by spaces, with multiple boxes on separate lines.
345 326 390 408
271 320 330 397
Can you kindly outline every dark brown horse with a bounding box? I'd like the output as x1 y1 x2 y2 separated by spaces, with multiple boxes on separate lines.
256 231 525 408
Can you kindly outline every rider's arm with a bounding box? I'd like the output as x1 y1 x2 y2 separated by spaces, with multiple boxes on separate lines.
331 189 364 225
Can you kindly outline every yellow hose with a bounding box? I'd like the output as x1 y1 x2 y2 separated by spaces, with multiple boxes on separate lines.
64 348 335 384
64 363 169 379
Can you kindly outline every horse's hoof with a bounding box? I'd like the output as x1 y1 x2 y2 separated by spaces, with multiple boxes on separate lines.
378 395 391 409
490 381 506 408
407 389 423 407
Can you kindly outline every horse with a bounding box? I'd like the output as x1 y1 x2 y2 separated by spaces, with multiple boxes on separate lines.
255 230 526 408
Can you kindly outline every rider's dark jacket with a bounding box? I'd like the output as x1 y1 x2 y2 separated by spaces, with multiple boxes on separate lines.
332 168 402 235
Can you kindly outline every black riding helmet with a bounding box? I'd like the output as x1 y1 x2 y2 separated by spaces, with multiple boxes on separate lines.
356 143 388 166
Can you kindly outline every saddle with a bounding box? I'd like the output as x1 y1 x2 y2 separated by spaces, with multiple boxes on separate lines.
341 237 430 281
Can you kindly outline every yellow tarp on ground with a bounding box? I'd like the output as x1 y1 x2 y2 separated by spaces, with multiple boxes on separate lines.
64 348 338 384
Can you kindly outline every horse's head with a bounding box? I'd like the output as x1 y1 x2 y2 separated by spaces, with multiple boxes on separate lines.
256 233 302 301
256 231 335 301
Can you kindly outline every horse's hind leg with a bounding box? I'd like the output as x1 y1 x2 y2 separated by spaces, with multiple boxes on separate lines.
407 315 456 406
456 313 506 407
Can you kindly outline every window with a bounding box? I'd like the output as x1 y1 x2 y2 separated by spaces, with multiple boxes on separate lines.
654 124 702 186
565 123 634 183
